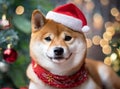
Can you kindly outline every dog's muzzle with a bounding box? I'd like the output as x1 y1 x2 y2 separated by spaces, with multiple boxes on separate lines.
47 47 64 60
47 47 72 63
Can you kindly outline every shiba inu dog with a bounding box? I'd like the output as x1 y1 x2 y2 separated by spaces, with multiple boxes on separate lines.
27 3 120 89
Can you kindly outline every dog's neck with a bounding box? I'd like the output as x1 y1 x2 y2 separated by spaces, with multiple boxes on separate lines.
32 59 88 88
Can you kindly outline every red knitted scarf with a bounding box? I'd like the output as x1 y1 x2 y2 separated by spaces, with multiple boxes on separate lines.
32 60 88 88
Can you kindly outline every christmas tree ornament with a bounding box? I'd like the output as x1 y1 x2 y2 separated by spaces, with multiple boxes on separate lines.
1 88 13 89
3 44 18 63
0 14 10 30
0 61 9 73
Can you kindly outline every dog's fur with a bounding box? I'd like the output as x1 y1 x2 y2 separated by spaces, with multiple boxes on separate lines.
27 10 120 89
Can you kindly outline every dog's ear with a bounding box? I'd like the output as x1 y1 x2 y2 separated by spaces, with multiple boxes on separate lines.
31 10 46 31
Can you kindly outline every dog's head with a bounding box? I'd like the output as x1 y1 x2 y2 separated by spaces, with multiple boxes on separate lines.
30 10 87 75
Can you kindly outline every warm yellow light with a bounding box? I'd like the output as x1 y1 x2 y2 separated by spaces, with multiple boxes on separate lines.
100 0 109 6
92 35 101 45
102 45 111 55
110 53 117 61
2 14 6 20
85 1 95 12
1 14 9 27
106 26 115 36
105 21 113 28
86 38 92 48
104 57 111 66
100 39 108 47
111 7 119 17
103 32 112 41
72 0 83 4
16 5 24 15
93 13 103 29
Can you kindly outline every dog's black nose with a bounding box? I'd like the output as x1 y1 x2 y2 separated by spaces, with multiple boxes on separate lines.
54 47 64 56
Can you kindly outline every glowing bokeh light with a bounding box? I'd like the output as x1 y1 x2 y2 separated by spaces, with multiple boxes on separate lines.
92 35 101 45
105 21 113 28
93 13 103 29
104 57 111 66
103 32 112 41
111 7 119 17
100 39 108 47
102 45 111 55
85 1 95 12
110 53 117 61
100 0 109 6
16 5 24 15
106 26 115 36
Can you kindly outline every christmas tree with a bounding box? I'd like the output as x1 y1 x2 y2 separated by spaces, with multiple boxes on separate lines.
0 0 55 88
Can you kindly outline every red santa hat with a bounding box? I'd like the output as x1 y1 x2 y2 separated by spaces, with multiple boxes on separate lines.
46 3 90 32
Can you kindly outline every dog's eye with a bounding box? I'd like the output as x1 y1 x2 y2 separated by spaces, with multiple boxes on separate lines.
64 36 72 41
44 37 51 41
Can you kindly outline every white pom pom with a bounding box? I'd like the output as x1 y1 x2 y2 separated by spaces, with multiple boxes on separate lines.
81 25 90 32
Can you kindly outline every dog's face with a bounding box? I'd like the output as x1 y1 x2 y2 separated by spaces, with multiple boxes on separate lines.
30 10 87 75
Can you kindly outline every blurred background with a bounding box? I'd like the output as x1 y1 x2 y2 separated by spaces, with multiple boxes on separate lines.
0 0 120 88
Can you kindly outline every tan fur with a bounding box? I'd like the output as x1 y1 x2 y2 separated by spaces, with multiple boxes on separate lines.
27 10 120 89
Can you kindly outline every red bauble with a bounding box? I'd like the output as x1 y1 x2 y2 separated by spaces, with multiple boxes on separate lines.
3 48 18 63
1 88 13 89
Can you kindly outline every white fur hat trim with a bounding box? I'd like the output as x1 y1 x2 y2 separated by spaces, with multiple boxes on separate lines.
46 11 90 32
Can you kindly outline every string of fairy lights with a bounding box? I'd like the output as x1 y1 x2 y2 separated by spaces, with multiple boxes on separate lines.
68 0 120 72
82 0 120 72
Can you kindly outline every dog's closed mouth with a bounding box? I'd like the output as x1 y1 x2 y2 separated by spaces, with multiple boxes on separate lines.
51 57 64 60
47 53 72 63
47 55 64 60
